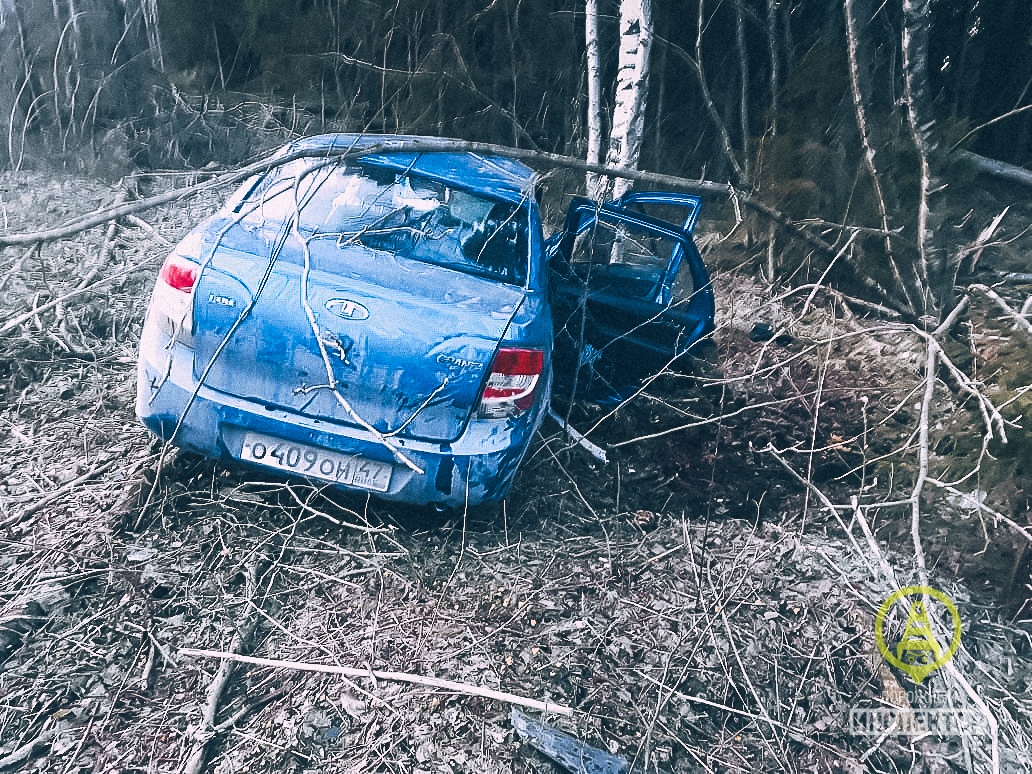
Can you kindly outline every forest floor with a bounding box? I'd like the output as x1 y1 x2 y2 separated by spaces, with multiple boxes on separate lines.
1 168 1032 773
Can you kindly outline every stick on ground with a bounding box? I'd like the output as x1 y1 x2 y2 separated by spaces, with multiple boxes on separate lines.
178 649 574 717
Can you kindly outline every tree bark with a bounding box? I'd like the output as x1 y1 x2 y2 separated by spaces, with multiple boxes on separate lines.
584 0 603 194
845 0 912 312
605 0 654 199
902 0 947 312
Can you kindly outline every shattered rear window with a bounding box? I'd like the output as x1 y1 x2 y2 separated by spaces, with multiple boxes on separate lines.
242 159 531 286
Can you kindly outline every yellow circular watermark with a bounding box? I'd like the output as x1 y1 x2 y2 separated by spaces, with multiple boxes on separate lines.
874 586 961 685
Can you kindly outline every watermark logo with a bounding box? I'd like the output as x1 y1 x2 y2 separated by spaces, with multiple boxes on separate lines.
874 585 962 685
848 706 989 737
848 586 985 738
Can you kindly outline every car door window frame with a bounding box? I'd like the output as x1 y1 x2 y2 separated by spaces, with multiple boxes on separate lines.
556 201 694 308
611 191 702 233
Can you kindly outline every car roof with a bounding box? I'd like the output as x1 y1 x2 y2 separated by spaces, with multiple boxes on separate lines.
285 133 537 205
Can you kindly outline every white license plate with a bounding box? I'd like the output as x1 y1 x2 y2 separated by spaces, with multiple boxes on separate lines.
239 432 392 493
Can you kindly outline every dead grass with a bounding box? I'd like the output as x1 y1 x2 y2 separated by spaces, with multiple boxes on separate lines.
0 171 1031 773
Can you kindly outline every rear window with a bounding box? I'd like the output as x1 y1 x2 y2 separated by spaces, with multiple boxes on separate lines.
241 159 530 285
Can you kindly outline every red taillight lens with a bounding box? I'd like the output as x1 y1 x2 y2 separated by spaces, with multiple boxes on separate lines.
158 256 199 292
149 254 199 346
479 348 543 418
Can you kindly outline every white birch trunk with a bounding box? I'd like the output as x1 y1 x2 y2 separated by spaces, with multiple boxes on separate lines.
605 0 653 199
585 0 603 193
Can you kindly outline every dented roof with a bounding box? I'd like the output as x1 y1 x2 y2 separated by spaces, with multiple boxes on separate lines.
287 133 537 205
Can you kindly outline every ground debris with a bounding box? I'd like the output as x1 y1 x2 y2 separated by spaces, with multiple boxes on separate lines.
1 169 1032 773
512 708 629 773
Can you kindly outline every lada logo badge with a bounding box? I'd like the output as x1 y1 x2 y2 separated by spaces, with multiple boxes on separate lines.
325 298 370 321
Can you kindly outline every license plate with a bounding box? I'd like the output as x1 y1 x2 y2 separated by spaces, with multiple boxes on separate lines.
239 432 392 493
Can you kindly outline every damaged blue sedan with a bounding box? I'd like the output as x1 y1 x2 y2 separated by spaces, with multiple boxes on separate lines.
136 134 714 508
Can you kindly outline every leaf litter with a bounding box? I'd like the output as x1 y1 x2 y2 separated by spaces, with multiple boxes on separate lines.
0 170 1031 772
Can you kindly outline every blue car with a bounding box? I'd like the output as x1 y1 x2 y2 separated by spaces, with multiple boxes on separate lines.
136 134 714 508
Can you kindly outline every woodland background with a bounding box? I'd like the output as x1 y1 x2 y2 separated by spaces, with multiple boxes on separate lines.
3 0 1032 312
2 1 1032 772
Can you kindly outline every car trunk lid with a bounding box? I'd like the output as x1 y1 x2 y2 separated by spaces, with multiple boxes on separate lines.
191 225 524 443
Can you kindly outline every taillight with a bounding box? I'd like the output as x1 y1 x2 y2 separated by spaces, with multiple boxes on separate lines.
158 255 199 292
149 254 200 346
479 348 543 418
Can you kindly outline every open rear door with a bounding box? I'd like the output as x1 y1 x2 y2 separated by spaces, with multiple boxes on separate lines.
549 197 714 404
611 191 702 232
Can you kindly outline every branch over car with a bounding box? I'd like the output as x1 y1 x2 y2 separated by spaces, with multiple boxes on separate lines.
136 134 714 507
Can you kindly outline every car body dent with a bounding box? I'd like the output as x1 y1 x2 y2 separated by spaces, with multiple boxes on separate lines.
136 133 712 508
137 337 543 505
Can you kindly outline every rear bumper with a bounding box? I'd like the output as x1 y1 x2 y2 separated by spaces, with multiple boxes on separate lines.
136 339 542 507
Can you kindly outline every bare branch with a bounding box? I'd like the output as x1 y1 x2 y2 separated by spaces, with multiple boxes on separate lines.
0 137 849 284
179 649 574 717
844 0 912 312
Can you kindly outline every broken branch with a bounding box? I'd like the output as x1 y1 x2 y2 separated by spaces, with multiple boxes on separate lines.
971 283 1032 339
0 138 841 266
547 408 608 464
178 649 574 717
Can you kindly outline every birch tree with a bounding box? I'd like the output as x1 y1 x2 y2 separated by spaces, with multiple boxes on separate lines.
604 0 653 198
584 0 603 192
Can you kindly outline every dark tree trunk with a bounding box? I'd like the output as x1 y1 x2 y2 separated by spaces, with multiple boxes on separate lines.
903 0 949 313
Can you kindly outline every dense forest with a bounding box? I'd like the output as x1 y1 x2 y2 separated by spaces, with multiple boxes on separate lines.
3 0 1032 313
3 2 1032 772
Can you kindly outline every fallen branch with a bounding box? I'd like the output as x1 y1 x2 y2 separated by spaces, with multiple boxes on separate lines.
909 336 1002 773
957 207 1008 273
0 724 58 770
933 294 969 336
124 214 174 245
547 408 608 464
971 283 1032 339
928 478 1032 543
956 149 1032 190
764 445 880 581
291 186 423 475
0 257 161 336
178 649 574 717
0 457 121 528
181 561 262 774
0 138 841 263
0 245 37 293
74 192 127 291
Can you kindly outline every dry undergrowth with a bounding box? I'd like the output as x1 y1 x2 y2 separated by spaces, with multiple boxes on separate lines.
1 170 1031 772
